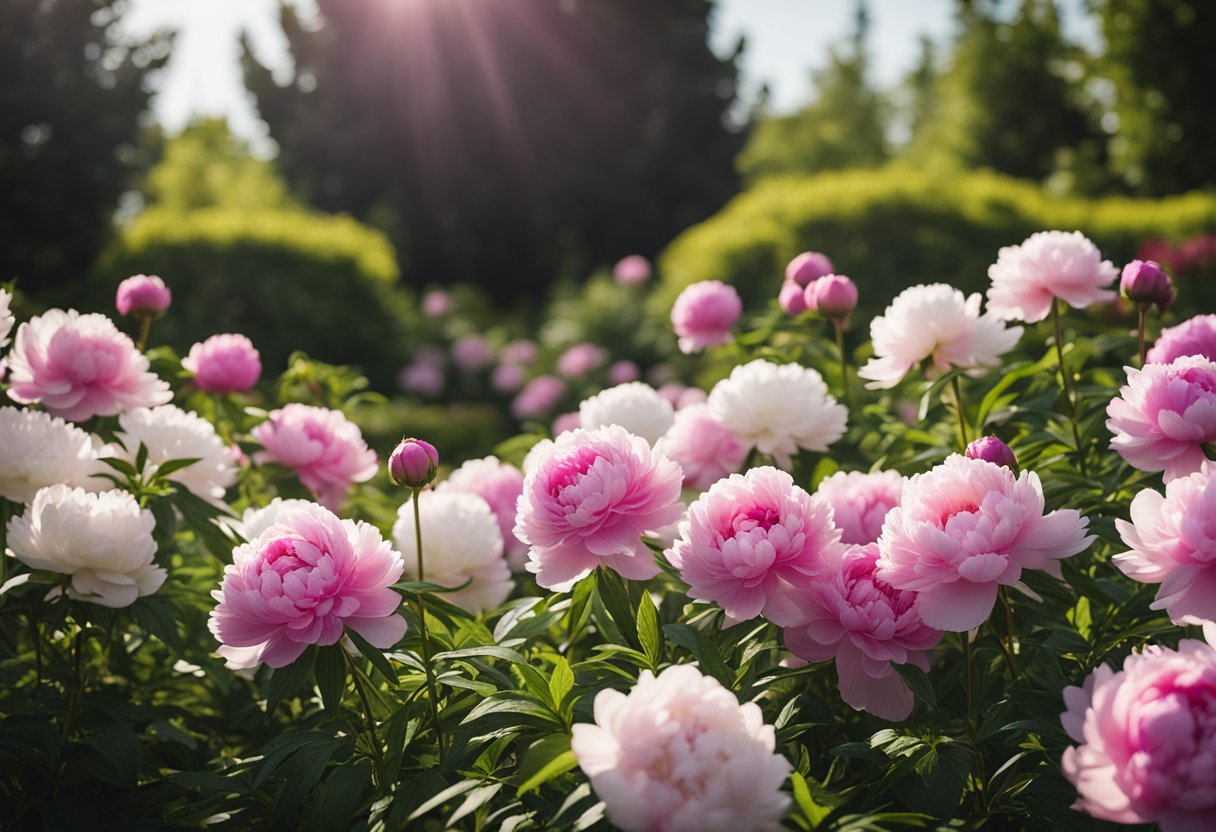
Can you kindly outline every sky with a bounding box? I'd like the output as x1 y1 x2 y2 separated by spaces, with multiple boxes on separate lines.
120 0 1094 144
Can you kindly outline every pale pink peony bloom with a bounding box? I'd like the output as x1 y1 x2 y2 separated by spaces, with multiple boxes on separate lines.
514 425 684 591
438 455 528 569
579 382 674 445
571 664 791 832
785 251 834 288
552 411 581 436
511 374 566 420
115 274 171 318
251 404 378 509
1113 463 1216 625
987 230 1118 323
451 334 493 372
1061 639 1216 830
667 466 843 621
1106 355 1216 482
6 309 172 422
676 386 707 409
671 280 743 354
608 359 640 385
815 469 904 545
557 343 608 377
208 501 406 669
858 284 1023 390
656 403 747 491
491 362 526 393
1148 314 1216 364
182 333 262 393
876 454 1092 632
781 543 943 720
613 254 652 286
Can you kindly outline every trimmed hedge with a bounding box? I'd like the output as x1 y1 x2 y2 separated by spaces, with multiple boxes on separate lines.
656 167 1216 316
96 207 415 389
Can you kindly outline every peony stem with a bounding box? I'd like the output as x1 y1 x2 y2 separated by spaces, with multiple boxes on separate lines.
137 316 152 352
411 487 446 763
1050 301 1087 474
996 587 1022 679
60 622 84 743
833 319 852 408
950 375 970 450
345 650 385 789
1137 305 1147 367
962 632 988 813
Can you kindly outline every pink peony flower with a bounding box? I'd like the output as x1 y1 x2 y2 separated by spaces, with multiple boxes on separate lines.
511 374 566 420
671 280 743 354
858 284 1023 390
807 274 858 319
571 664 791 832
965 435 1018 469
778 280 807 316
667 466 843 621
557 342 608 378
491 361 526 393
438 455 528 569
1121 259 1174 310
608 360 640 385
816 469 904 545
7 309 172 422
781 543 943 720
399 354 445 398
115 274 171 318
514 425 684 591
613 254 651 286
986 230 1118 323
1113 463 1216 625
785 251 834 288
1061 639 1216 830
500 339 539 367
552 410 581 436
182 333 262 394
421 290 450 317
876 455 1092 632
1106 355 1216 482
451 334 493 372
208 501 406 669
656 403 747 491
1148 314 1216 364
252 404 378 509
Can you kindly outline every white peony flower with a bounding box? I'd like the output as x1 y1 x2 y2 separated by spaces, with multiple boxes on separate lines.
437 455 527 570
571 664 792 832
858 283 1023 390
0 406 108 503
0 288 13 349
7 484 164 608
707 359 847 468
109 405 239 503
393 490 512 613
987 230 1118 323
579 382 675 446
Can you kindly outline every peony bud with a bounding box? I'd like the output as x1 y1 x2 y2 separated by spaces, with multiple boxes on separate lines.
965 435 1018 470
808 274 858 320
778 280 808 316
613 254 651 285
422 290 451 318
670 280 742 354
1121 260 1174 310
785 251 834 288
389 438 439 488
116 274 172 319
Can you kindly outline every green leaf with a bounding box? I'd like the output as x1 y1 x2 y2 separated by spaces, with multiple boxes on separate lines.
790 772 831 828
135 441 149 473
448 783 503 826
408 779 480 821
548 656 574 712
150 456 203 479
596 567 639 650
515 735 577 795
894 663 936 708
662 624 733 688
345 628 398 684
433 645 527 665
637 593 662 670
265 647 316 714
314 645 346 712
96 456 138 478
312 759 371 832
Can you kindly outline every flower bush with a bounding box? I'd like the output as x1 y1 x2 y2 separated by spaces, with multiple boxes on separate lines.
3 229 1215 831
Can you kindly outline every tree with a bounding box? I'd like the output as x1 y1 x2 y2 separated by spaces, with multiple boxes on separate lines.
0 0 168 300
243 0 746 299
736 1 889 181
1094 0 1216 194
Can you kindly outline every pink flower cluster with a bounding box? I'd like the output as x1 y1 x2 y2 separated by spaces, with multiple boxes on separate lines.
656 403 747 490
208 501 406 669
815 469 903 545
252 404 378 509
1148 314 1216 364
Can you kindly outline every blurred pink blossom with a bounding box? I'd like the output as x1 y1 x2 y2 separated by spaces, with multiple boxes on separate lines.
815 469 903 545
183 333 262 393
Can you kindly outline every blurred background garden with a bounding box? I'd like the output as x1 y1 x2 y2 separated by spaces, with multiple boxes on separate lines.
5 0 1214 462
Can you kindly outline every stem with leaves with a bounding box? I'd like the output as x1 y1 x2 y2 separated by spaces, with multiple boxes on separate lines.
411 487 446 763
136 316 152 352
833 319 852 408
1137 305 1147 366
345 651 385 789
1050 301 1087 475
950 375 970 450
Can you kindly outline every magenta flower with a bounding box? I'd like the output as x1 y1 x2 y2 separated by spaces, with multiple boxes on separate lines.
667 466 843 621
965 435 1018 470
807 274 858 319
1121 259 1174 310
571 665 791 832
115 274 172 318
450 334 493 372
252 404 378 509
608 360 640 385
1148 314 1216 364
388 437 438 488
1061 640 1216 830
182 333 262 393
557 343 608 378
612 254 651 286
875 455 1092 632
208 501 406 669
438 455 527 569
778 280 808 316
671 280 743 354
1113 463 1216 625
7 309 172 422
781 544 943 721
511 374 566 420
986 231 1118 323
815 469 904 545
1106 355 1216 482
656 403 747 491
785 251 834 288
514 425 684 591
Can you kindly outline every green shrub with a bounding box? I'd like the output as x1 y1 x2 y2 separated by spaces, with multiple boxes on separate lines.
96 207 416 389
656 167 1216 317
